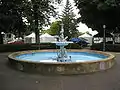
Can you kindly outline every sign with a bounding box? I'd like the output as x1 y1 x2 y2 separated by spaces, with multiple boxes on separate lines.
100 62 105 70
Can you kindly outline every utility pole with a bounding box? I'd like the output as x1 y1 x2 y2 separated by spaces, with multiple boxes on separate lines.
103 25 106 51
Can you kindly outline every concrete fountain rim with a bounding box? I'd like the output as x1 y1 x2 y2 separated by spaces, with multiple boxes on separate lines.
8 49 115 64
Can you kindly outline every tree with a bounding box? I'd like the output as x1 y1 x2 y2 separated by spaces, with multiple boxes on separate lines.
61 0 79 39
0 0 26 44
23 0 62 43
74 0 120 33
46 21 61 35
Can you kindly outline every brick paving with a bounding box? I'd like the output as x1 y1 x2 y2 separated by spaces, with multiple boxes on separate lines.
0 52 120 90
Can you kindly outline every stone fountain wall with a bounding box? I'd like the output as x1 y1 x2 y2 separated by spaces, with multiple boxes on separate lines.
8 50 115 75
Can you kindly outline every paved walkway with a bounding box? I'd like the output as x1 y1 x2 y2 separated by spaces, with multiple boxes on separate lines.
0 52 120 90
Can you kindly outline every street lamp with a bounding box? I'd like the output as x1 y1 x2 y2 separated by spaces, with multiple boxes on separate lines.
103 25 106 51
39 29 41 50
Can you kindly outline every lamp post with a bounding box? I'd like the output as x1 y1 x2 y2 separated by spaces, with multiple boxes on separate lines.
103 25 106 51
38 29 42 50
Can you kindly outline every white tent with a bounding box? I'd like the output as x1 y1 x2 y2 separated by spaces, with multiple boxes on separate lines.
40 33 56 42
40 33 53 38
24 33 57 43
79 33 92 37
79 33 93 45
24 32 35 43
25 32 35 38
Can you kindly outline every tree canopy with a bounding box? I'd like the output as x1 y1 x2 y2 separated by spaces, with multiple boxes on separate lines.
0 0 27 43
0 0 26 34
61 0 79 39
45 21 61 35
22 0 60 43
74 0 120 33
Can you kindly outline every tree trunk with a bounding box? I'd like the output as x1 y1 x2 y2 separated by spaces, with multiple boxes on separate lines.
0 32 3 44
33 4 40 44
112 35 115 44
35 20 40 44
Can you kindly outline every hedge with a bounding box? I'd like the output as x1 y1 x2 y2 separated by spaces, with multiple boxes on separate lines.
91 43 120 52
0 44 35 52
0 43 82 52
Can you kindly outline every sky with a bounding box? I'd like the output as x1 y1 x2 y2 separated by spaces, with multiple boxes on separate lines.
46 0 98 36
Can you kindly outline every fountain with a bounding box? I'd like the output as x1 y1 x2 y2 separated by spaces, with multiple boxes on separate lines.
8 23 115 75
52 23 73 62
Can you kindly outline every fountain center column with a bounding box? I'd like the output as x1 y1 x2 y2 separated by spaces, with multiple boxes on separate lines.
55 22 72 62
59 23 64 42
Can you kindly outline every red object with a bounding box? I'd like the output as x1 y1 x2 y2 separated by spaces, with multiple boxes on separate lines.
8 41 24 44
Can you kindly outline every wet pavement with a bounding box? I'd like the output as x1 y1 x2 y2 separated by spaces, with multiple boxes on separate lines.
0 52 120 90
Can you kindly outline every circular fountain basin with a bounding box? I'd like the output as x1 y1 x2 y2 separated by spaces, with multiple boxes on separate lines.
8 50 115 75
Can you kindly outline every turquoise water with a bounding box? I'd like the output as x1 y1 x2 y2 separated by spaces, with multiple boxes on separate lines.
16 52 108 62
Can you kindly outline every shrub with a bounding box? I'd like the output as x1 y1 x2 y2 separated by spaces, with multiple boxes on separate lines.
0 44 37 52
91 43 120 52
66 43 82 49
0 43 82 52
